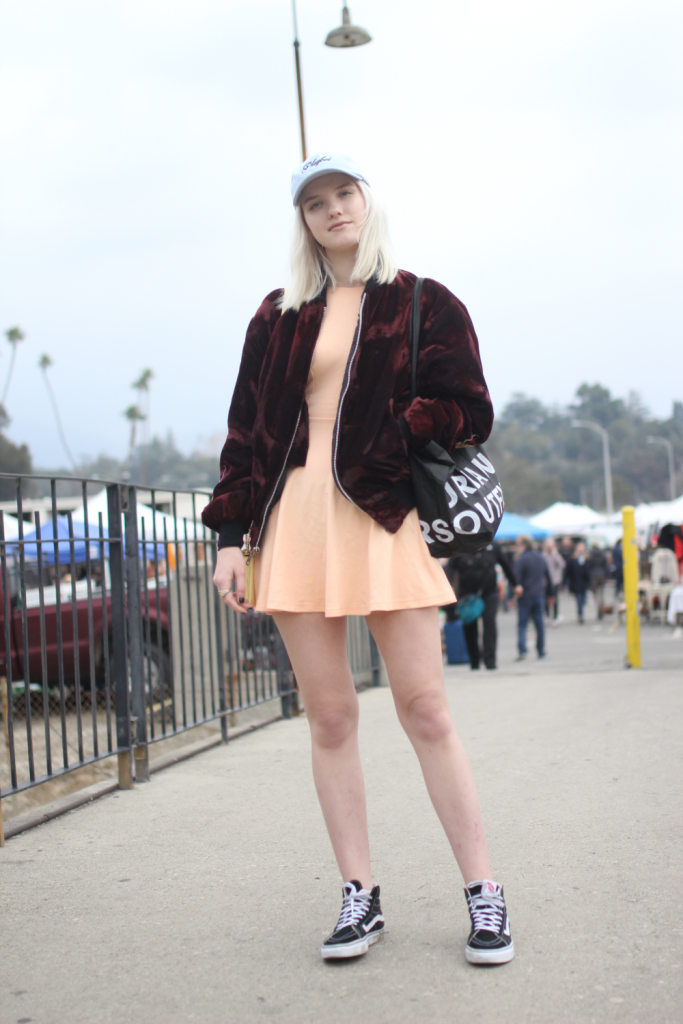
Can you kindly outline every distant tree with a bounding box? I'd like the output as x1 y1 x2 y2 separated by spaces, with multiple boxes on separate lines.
132 368 154 392
488 383 682 513
130 368 154 483
75 434 218 492
38 353 76 469
570 384 626 428
132 368 154 442
2 326 26 407
128 432 218 491
0 403 32 500
80 453 125 482
498 393 548 431
626 391 649 423
123 405 146 468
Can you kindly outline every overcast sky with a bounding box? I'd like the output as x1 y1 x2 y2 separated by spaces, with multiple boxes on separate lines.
1 0 681 468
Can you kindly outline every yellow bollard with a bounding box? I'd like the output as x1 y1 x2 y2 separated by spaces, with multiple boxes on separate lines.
622 506 641 668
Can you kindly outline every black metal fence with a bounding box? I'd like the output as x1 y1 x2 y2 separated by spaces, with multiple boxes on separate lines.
0 474 379 815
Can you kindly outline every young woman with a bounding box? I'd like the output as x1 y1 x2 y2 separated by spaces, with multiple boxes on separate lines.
566 541 591 623
543 537 566 623
202 153 514 965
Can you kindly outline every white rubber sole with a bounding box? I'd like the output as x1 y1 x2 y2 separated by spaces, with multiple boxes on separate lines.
466 940 515 965
321 928 384 960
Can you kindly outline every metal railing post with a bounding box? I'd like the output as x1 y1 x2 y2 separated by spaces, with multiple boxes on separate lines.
124 488 149 781
273 625 293 719
211 543 229 743
107 485 133 789
369 633 381 687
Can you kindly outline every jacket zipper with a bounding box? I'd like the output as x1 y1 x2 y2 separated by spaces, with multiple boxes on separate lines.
249 306 327 556
332 292 367 507
251 405 303 554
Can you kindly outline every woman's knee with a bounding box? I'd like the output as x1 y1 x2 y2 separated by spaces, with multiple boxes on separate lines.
400 691 453 745
308 700 359 750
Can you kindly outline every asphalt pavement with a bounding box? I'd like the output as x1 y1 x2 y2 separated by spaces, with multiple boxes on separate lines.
1 606 681 1024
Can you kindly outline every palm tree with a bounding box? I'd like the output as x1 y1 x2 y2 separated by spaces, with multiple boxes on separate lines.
2 326 26 406
132 368 154 446
133 367 154 395
131 368 154 485
123 404 146 469
38 354 77 469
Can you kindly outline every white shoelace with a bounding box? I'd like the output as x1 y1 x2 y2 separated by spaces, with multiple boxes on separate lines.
468 890 505 933
336 885 371 931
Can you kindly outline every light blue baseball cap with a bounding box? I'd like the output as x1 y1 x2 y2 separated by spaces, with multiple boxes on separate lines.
291 152 369 206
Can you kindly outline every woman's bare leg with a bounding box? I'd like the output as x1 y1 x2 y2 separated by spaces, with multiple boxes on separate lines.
367 606 491 884
273 612 372 889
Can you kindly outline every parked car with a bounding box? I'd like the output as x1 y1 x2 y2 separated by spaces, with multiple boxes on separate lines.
0 557 170 701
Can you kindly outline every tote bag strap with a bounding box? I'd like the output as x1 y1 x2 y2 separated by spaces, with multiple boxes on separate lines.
409 277 425 403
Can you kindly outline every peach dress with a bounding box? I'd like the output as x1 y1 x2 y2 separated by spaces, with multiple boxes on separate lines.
254 285 455 617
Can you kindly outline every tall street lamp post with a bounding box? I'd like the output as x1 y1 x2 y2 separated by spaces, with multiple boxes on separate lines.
291 2 371 161
291 0 307 161
571 419 614 516
647 436 676 501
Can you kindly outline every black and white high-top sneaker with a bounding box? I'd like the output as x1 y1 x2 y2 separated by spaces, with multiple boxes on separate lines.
321 880 384 959
464 879 514 964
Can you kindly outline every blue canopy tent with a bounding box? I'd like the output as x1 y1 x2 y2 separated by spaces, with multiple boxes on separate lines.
11 516 97 564
494 512 549 541
9 516 165 564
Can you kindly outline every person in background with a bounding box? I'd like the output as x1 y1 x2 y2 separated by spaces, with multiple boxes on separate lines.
558 536 574 570
565 541 591 623
657 524 683 576
611 538 624 597
542 538 565 625
588 542 609 619
513 536 551 660
446 542 517 670
498 542 517 611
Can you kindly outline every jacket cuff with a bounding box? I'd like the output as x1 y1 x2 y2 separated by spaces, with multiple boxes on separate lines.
217 521 247 549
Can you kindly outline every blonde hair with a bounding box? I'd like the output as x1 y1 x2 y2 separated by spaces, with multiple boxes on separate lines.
281 180 398 313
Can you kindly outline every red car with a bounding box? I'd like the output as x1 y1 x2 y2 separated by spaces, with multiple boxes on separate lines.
0 559 170 697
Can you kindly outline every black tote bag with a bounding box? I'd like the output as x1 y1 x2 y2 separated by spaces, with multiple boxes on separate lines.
406 278 505 557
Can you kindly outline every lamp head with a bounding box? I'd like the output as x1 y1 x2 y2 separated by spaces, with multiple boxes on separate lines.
325 5 371 47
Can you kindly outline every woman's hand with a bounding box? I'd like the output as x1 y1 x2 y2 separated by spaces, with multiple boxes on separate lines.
213 546 253 614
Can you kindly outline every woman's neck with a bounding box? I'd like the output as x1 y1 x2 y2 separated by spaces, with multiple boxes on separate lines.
326 248 359 288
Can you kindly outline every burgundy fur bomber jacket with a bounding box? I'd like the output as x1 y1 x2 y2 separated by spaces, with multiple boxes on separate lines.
201 270 493 551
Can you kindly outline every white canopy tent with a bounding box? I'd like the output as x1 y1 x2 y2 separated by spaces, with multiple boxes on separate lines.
531 497 683 547
530 502 607 535
71 489 203 541
632 496 683 532
0 511 21 540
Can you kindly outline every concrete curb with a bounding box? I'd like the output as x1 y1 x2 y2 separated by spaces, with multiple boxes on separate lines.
3 778 119 839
